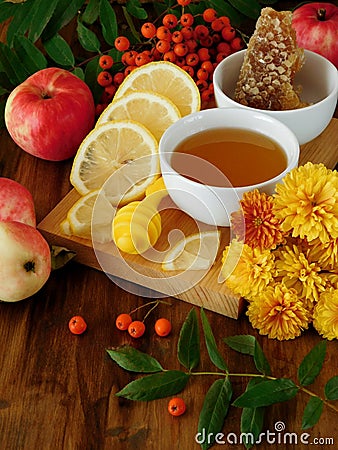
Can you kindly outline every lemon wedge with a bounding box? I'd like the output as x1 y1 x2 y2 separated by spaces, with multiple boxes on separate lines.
162 230 221 271
114 61 201 117
70 120 159 205
96 91 181 142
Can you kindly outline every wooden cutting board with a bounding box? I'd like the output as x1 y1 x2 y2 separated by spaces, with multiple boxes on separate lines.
38 118 338 319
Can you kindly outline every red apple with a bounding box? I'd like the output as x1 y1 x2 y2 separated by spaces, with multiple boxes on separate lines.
0 177 36 226
0 221 51 302
4 67 96 161
292 2 338 68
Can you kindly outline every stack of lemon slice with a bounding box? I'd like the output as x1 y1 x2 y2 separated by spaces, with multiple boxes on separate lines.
63 61 201 247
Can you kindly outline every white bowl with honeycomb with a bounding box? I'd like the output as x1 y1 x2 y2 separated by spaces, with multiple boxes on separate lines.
213 49 337 146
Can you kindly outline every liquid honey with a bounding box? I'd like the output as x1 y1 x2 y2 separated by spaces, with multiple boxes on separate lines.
171 128 287 187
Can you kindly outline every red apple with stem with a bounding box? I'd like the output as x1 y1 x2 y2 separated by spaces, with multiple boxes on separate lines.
292 2 338 68
0 177 36 226
4 67 96 161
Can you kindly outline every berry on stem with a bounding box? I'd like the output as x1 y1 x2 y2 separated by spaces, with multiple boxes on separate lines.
128 320 146 338
99 55 114 69
116 313 132 331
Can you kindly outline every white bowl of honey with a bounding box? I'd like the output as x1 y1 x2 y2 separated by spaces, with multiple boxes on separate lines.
213 49 338 146
159 108 299 227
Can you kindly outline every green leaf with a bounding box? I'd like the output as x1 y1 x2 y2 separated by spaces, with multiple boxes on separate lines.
228 0 261 19
27 0 59 42
42 0 86 41
302 396 323 430
198 377 232 450
82 0 100 24
224 335 256 356
298 340 327 387
0 42 29 85
116 370 189 401
13 35 47 75
0 71 14 91
200 308 228 372
6 0 33 47
122 6 142 43
72 66 85 80
0 1 17 23
209 0 244 26
43 33 75 67
99 0 117 46
106 346 164 373
240 379 265 449
177 308 200 371
325 376 338 400
233 378 299 408
77 18 101 53
84 55 102 103
253 340 271 376
126 0 147 20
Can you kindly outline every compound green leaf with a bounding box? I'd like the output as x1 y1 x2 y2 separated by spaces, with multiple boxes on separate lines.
126 0 147 20
82 0 100 24
325 376 338 400
116 370 189 401
200 308 228 372
42 0 86 40
43 33 75 67
77 18 101 53
198 377 232 450
6 0 33 47
106 346 164 373
302 396 323 430
253 340 271 376
27 0 59 42
100 0 117 46
178 308 200 371
298 340 327 387
224 335 256 356
0 1 17 23
240 379 265 449
13 34 47 75
0 42 29 85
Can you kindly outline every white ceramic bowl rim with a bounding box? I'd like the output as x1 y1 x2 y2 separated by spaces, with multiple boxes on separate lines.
159 107 300 192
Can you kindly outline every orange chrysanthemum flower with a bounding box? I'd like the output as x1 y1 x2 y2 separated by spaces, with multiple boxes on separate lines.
231 189 285 250
247 284 310 340
275 244 326 303
273 162 338 243
222 242 275 299
307 237 338 271
313 289 338 340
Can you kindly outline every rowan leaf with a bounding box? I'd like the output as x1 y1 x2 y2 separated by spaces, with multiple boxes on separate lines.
200 307 228 372
233 378 299 408
84 55 103 102
116 370 189 401
27 0 59 42
42 0 86 40
126 0 147 20
197 377 232 450
325 376 338 400
224 335 256 356
13 35 47 75
43 33 75 67
298 340 327 387
100 0 118 46
77 18 101 53
302 396 323 430
177 308 200 371
6 0 33 47
72 66 85 80
82 0 100 24
228 0 261 19
0 1 17 23
106 346 164 373
0 42 29 85
240 379 265 449
253 340 271 376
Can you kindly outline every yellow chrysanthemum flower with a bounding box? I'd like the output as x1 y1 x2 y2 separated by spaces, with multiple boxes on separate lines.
313 289 338 340
307 237 338 271
275 244 326 303
231 189 285 250
273 162 338 243
247 284 310 340
222 242 275 300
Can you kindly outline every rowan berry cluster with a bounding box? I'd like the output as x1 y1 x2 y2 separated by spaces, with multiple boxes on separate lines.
96 0 245 112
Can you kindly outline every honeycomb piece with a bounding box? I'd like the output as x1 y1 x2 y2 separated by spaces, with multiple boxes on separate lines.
234 7 307 111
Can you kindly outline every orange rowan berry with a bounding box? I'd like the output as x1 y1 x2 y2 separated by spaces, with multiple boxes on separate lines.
173 43 188 57
128 320 146 338
95 103 106 117
221 26 236 41
163 13 178 29
180 13 194 27
180 26 193 40
121 50 137 66
115 313 132 331
177 0 191 7
211 18 225 32
185 52 199 66
124 65 136 76
68 316 87 335
194 24 209 39
197 67 209 81
113 71 125 86
135 52 151 66
156 25 172 42
216 52 230 63
201 60 214 73
185 39 198 52
99 54 114 69
231 36 244 51
217 42 231 55
114 36 130 51
219 16 231 27
97 70 112 87
154 318 172 337
168 397 186 416
175 56 186 67
196 79 208 91
141 22 157 39
212 33 221 44
201 88 214 103
101 84 116 102
163 50 176 63
182 65 194 77
156 39 171 53
200 36 213 48
197 47 210 62
202 8 217 23
172 30 183 44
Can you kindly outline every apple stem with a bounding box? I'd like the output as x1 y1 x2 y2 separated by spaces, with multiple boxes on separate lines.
317 8 326 21
24 261 35 273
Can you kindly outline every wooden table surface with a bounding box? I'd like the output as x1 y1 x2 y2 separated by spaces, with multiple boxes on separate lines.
0 21 338 450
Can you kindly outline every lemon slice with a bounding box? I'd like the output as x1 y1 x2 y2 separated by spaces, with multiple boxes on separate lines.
64 190 115 243
96 91 181 142
70 120 159 204
162 230 221 271
114 61 201 117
